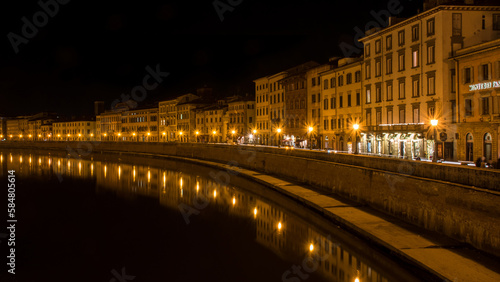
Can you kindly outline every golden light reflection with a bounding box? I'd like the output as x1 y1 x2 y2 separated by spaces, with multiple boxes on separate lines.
147 170 151 182
20 156 22 163
10 155 12 163
67 160 70 169
309 243 314 252
163 172 166 188
196 181 199 192
278 222 282 230
118 166 121 179
180 177 183 188
133 166 136 181
78 161 82 175
29 157 32 164
48 158 51 166
38 158 41 165
90 163 93 176
253 207 257 218
232 196 236 206
213 190 217 198
354 277 360 282
58 159 60 168
104 165 107 178
1 155 3 163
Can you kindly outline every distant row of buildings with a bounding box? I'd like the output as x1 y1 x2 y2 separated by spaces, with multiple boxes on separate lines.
2 1 500 163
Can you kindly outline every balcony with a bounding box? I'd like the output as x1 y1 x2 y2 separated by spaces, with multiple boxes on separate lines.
365 123 426 133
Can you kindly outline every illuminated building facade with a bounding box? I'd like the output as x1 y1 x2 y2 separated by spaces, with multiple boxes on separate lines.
453 38 500 163
280 61 320 147
96 109 126 141
227 96 255 144
53 120 96 141
159 93 199 142
120 107 159 142
321 57 364 152
254 76 271 145
195 104 227 143
359 5 500 160
307 64 334 149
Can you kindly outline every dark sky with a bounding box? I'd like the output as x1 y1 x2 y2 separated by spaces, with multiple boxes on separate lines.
0 0 422 117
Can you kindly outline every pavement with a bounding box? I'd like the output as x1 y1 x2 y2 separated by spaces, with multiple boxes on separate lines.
174 156 500 282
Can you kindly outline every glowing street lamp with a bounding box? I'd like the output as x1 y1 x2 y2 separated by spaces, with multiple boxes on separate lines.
195 131 199 143
231 130 236 144
277 128 282 148
353 123 359 154
212 130 217 143
308 126 314 150
431 119 438 162
253 129 257 146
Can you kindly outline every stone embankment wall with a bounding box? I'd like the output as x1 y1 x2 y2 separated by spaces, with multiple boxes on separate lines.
2 141 499 257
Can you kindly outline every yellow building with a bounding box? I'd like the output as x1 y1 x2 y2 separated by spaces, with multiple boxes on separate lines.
96 109 126 141
158 93 199 142
195 104 227 143
227 96 255 144
268 72 287 146
453 38 500 163
359 4 500 160
254 77 271 145
6 117 29 140
321 57 364 151
120 107 159 142
53 120 96 141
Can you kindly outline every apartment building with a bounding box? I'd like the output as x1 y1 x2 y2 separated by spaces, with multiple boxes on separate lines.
453 37 500 162
307 64 333 149
53 120 96 141
254 77 271 145
158 93 199 142
359 4 500 160
120 107 159 142
227 96 255 144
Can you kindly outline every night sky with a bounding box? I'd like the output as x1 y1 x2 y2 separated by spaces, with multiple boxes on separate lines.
0 0 422 118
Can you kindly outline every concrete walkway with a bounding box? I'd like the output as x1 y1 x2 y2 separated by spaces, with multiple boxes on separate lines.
174 156 500 282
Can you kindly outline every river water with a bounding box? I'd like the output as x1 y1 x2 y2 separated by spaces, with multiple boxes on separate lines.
0 149 426 282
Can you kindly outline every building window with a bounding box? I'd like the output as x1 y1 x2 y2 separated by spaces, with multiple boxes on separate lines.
412 49 419 68
398 30 405 46
386 57 392 74
376 110 382 125
480 64 491 81
428 104 436 118
312 77 316 86
365 43 370 57
464 67 473 84
356 91 360 106
465 99 473 116
399 107 405 123
331 119 335 129
312 94 316 104
331 97 336 109
348 93 352 107
494 14 500 30
338 75 344 86
484 133 493 161
375 85 381 102
375 40 381 54
398 53 405 71
413 107 419 123
411 25 419 41
427 75 435 95
427 44 435 64
412 78 419 97
482 97 490 115
339 95 343 108
399 80 405 99
354 71 360 83
452 13 462 36
324 99 329 110
346 73 352 84
451 69 456 93
427 18 435 36
324 79 329 89
365 64 371 79
387 108 393 124
375 60 381 77
386 35 392 50
330 78 336 88
324 119 328 130
387 83 393 101
366 88 371 104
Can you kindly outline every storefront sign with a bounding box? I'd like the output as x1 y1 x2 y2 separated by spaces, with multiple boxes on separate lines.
468 80 500 91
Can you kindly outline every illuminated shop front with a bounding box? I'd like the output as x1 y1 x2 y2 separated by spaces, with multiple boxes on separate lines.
359 123 428 159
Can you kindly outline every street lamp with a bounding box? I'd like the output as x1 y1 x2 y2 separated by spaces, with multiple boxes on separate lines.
253 129 257 146
277 128 282 148
308 126 314 150
212 130 217 143
353 124 359 154
195 131 199 143
231 130 236 144
431 119 438 162
179 131 183 142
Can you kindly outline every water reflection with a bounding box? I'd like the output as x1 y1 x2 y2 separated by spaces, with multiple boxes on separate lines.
2 151 398 282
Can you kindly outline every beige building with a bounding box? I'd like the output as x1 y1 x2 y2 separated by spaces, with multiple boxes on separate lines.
6 117 29 140
96 108 126 142
453 37 500 163
227 96 255 144
120 107 159 142
268 72 287 146
53 120 96 141
176 98 210 142
320 57 364 151
195 103 228 143
307 63 334 149
254 77 271 145
359 4 500 160
158 93 199 142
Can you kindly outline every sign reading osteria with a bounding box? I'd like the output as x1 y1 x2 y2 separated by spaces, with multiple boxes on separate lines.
469 80 500 91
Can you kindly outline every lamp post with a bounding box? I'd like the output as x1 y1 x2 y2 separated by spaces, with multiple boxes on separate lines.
431 119 438 162
231 130 236 144
277 128 282 148
353 123 359 154
253 129 257 146
179 131 183 143
308 126 313 150
195 131 199 143
212 130 216 144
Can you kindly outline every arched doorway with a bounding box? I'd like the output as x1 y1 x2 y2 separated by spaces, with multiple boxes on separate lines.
466 133 473 161
339 136 344 151
484 133 492 161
